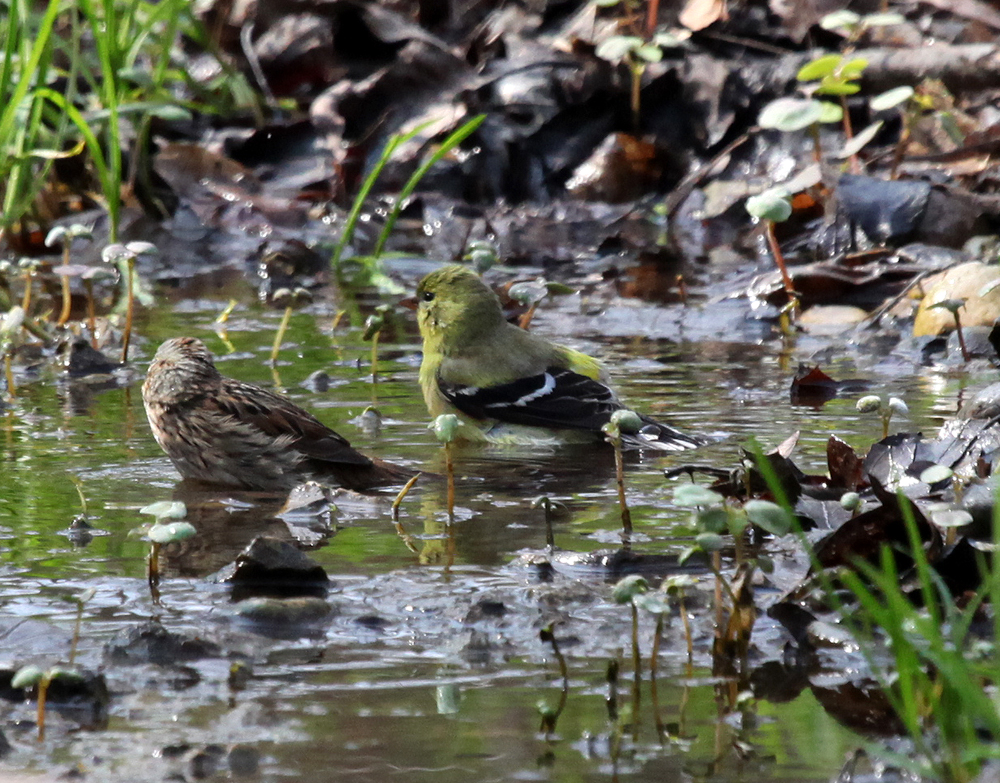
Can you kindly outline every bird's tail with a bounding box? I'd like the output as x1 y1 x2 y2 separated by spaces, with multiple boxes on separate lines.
622 415 710 452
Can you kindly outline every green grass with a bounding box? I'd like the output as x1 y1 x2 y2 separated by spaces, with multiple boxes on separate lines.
0 0 257 244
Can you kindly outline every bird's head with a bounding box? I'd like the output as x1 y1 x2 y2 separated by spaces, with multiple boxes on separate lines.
143 337 221 405
415 265 505 350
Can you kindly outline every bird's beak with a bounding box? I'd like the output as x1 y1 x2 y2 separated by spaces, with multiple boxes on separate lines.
398 295 418 311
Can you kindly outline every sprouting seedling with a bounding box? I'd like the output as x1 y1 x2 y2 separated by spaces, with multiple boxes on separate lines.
758 96 843 163
819 9 906 45
603 409 643 541
78 266 116 347
45 224 92 326
921 465 971 547
507 279 575 331
662 575 697 665
745 188 798 330
537 624 569 737
430 414 461 521
758 10 903 165
12 664 85 741
629 586 671 736
269 287 312 364
856 394 908 439
672 486 792 636
139 500 194 597
869 85 918 178
612 574 649 739
17 257 42 315
391 473 422 554
363 303 393 390
463 240 499 275
594 31 680 131
101 241 158 362
64 587 96 667
531 495 567 551
928 298 969 362
1 305 25 399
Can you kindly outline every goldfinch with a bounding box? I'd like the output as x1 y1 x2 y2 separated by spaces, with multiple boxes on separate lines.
415 265 707 450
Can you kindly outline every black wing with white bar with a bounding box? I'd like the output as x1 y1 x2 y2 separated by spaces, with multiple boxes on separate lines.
438 367 619 431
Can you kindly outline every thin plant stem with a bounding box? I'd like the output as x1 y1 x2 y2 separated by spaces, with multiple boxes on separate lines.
650 614 665 740
21 270 32 313
36 679 48 742
679 592 693 663
148 542 160 589
58 244 72 325
270 305 293 364
540 626 569 734
391 473 421 554
58 275 72 325
953 312 970 362
614 436 632 540
83 279 97 346
4 352 14 399
445 442 455 522
370 329 380 405
543 501 555 550
121 258 135 362
765 221 795 301
645 0 659 37
631 602 641 741
69 602 84 665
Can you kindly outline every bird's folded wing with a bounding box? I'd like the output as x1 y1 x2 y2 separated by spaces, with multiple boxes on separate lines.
439 368 619 431
209 381 374 466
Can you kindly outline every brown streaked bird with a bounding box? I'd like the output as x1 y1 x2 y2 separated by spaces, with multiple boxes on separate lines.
142 337 412 493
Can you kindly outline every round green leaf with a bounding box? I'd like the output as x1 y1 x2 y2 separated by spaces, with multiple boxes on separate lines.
920 465 953 485
634 592 670 615
697 506 729 534
836 120 884 159
12 665 44 689
596 35 643 62
148 521 197 544
610 409 643 433
47 666 83 683
140 500 187 521
838 58 869 79
430 414 461 443
759 97 824 131
695 532 725 552
635 44 662 63
816 77 861 96
744 499 792 536
673 484 723 507
862 12 905 27
612 574 649 604
870 86 914 112
819 10 861 30
931 509 973 528
840 492 861 512
817 100 844 124
746 189 792 222
856 395 882 413
797 54 842 82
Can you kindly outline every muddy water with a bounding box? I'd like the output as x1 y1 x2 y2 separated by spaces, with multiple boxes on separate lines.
0 277 983 782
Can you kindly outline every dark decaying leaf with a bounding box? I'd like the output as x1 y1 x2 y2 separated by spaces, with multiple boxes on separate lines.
827 435 864 491
790 365 871 405
810 477 941 572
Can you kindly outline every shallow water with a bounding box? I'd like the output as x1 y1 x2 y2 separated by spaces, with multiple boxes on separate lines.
0 271 987 782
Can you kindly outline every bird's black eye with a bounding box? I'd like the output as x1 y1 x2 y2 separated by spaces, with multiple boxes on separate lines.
421 290 435 302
